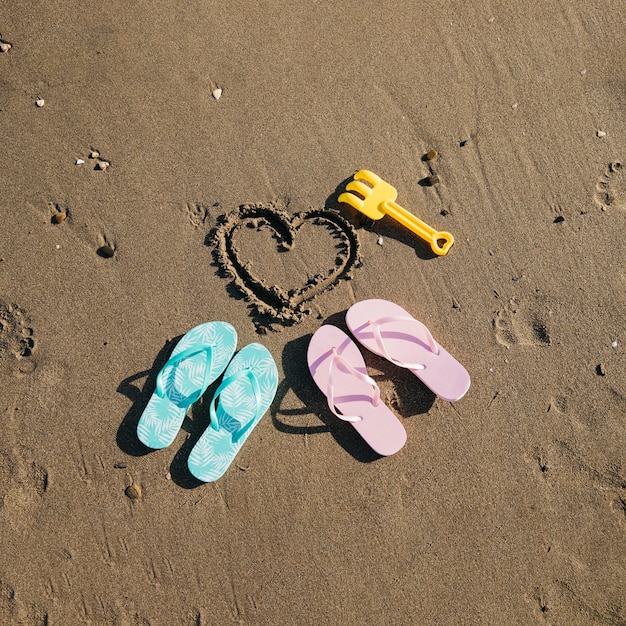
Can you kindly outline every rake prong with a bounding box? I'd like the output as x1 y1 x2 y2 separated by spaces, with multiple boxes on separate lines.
345 180 373 198
338 191 364 210
353 169 381 186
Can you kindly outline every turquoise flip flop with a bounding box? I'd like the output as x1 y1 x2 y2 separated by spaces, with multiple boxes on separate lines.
188 343 278 482
137 321 237 449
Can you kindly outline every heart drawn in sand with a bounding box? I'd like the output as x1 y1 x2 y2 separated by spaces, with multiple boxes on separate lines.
211 203 361 325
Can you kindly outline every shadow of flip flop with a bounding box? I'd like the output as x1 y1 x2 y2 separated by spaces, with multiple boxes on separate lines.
115 336 181 457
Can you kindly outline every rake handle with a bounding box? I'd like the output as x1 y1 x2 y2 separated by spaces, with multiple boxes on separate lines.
383 200 454 256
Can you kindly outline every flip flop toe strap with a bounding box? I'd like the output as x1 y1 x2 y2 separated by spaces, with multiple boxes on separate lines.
209 367 262 443
155 344 214 407
368 314 439 369
326 348 380 423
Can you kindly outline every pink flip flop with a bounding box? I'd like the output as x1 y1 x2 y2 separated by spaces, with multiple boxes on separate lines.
346 299 470 402
307 325 407 456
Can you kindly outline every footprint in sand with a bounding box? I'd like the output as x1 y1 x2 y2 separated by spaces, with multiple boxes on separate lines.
0 302 36 371
0 577 49 625
555 437 626 520
493 295 552 348
548 392 570 415
594 161 625 211
0 445 49 599
0 446 49 508
528 401 626 626
185 202 212 228
532 390 626 525
0 579 18 625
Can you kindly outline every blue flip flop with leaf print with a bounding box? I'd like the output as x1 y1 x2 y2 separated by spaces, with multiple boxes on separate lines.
188 343 278 482
137 321 237 449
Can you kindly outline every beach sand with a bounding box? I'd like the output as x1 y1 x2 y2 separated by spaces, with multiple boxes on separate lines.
0 1 624 623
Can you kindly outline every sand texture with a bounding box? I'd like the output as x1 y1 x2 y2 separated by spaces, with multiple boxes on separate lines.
0 0 625 624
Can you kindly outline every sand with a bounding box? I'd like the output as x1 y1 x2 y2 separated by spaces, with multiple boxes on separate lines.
0 0 624 624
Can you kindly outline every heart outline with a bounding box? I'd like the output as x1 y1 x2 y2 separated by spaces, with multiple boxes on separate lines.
211 203 361 325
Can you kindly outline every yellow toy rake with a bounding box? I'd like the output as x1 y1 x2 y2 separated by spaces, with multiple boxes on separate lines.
338 169 454 256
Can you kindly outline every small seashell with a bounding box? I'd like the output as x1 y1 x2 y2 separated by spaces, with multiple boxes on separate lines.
596 363 606 376
377 236 383 245
212 87 222 100
125 483 142 500
36 98 45 107
488 16 495 23
52 211 67 224
0 42 11 53
165 472 172 480
95 159 109 171
611 340 618 348
424 149 438 161
596 129 606 138
580 69 587 76
511 102 518 110
89 150 100 159
98 244 115 258
75 158 85 165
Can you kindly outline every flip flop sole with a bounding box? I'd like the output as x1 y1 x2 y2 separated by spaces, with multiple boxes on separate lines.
137 321 237 449
346 299 470 401
307 325 406 456
188 343 278 482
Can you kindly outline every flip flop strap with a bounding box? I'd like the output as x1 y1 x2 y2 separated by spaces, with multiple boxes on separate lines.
326 348 380 423
369 314 439 369
209 367 262 442
155 344 214 407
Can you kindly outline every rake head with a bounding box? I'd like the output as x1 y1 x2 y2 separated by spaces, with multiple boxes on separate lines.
338 170 398 221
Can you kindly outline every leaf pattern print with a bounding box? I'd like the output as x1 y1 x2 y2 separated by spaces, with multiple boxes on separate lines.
136 322 237 449
188 343 278 482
